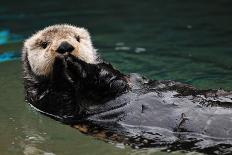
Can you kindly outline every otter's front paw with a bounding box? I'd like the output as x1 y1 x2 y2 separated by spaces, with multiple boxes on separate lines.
52 55 74 88
65 54 88 80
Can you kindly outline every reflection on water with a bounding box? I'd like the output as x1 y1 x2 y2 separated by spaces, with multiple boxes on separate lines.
0 30 22 45
0 0 232 155
0 52 20 62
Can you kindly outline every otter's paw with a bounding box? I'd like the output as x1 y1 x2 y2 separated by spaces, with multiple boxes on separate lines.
52 55 74 87
65 54 88 79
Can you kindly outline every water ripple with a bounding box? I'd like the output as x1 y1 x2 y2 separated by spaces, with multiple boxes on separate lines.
0 51 20 62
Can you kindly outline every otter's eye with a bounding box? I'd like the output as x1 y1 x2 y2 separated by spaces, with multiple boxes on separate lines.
41 42 48 49
75 36 80 42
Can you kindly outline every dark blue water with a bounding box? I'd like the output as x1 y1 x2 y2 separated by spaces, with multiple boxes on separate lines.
1 0 232 154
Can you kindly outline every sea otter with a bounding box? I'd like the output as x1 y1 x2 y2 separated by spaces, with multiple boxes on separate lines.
22 24 232 155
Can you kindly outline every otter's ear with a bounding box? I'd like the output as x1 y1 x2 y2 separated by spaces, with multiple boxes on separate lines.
77 28 91 39
22 46 27 59
22 40 29 62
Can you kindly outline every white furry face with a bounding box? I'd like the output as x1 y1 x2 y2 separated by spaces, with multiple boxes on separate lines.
23 24 98 75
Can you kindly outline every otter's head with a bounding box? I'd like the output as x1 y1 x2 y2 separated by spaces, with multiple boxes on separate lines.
23 24 98 75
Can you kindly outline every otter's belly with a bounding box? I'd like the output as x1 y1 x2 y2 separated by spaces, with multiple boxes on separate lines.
86 90 232 141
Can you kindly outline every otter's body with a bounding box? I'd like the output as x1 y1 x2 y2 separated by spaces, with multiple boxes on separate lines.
22 24 232 155
80 75 232 154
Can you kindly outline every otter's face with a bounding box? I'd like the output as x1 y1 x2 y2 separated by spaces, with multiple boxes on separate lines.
23 24 97 75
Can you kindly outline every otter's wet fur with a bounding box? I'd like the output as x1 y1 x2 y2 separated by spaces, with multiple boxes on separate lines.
23 24 232 155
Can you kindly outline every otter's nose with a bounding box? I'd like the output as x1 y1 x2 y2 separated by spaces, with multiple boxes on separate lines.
56 41 74 54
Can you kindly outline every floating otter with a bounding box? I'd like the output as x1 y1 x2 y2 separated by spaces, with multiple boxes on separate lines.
22 24 232 155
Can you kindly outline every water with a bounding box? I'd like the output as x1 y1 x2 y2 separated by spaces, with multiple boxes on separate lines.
0 0 232 154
